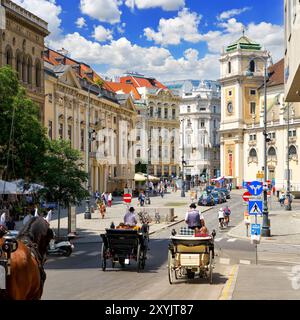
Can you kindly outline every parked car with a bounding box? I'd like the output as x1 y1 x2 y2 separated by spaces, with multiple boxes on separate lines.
198 192 215 206
219 191 227 203
215 188 231 199
211 191 222 204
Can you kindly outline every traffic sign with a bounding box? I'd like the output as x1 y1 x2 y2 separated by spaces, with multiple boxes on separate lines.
123 193 132 203
242 191 251 202
251 223 261 236
247 181 263 196
249 200 263 216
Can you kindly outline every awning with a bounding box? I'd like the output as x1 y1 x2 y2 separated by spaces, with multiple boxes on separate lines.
211 176 225 182
148 175 160 182
134 173 146 182
0 180 19 194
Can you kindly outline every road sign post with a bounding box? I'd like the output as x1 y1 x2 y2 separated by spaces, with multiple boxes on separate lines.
123 193 132 204
248 200 263 216
251 223 261 265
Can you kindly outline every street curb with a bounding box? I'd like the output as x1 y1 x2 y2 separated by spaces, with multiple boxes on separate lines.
227 224 300 245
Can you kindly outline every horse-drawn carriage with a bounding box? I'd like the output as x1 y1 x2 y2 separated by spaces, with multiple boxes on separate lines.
168 231 215 284
100 225 149 272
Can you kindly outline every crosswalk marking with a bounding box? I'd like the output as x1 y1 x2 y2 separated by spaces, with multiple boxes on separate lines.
73 250 85 255
227 238 237 242
214 238 223 242
239 260 251 265
219 258 230 265
87 251 100 256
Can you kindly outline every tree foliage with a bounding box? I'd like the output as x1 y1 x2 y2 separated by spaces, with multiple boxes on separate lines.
0 66 47 181
39 140 88 208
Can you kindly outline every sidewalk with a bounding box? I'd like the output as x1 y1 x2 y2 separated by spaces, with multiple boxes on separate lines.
45 190 209 243
228 201 300 245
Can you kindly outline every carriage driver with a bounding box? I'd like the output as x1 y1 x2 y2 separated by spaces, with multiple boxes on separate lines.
124 207 137 227
185 203 205 230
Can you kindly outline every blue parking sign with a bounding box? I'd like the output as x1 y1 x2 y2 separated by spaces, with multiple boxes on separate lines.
251 224 261 236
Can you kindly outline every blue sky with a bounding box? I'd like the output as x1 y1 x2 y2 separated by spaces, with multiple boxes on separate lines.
14 0 284 81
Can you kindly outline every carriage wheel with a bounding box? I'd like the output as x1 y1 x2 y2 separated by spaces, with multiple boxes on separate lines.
137 243 142 272
168 250 174 284
209 250 213 284
101 243 106 271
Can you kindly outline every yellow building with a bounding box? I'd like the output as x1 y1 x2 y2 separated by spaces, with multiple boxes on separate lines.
44 48 137 193
219 35 268 187
220 35 300 191
0 0 49 119
284 0 300 102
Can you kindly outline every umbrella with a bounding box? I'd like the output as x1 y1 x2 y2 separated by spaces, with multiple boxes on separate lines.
0 180 19 194
13 179 44 194
148 175 160 182
134 173 146 182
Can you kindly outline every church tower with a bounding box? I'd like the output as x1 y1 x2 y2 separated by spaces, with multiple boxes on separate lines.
219 34 269 187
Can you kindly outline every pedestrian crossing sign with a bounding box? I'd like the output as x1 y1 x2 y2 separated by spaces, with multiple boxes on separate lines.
248 200 263 216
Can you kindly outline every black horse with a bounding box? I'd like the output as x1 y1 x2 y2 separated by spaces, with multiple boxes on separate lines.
0 217 53 300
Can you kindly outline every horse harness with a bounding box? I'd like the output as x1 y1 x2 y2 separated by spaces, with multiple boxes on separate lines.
0 232 46 299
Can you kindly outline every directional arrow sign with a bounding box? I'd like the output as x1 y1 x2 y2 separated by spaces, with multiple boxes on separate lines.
247 181 263 196
249 200 263 216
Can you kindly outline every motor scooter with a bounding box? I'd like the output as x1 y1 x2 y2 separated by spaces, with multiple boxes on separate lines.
47 233 75 257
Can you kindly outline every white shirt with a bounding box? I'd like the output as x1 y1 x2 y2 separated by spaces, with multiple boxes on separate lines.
218 210 225 219
34 208 39 217
108 193 112 201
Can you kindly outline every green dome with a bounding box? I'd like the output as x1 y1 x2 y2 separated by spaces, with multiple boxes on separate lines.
226 36 262 53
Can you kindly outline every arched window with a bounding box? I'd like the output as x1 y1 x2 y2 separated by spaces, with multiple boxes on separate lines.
187 106 191 113
136 150 141 158
16 51 22 80
228 61 231 74
268 147 276 157
35 59 41 87
22 56 27 83
249 60 255 73
5 46 13 66
289 145 297 157
249 148 257 157
27 56 32 84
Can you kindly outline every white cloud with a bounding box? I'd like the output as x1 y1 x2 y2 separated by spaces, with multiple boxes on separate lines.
125 0 185 11
117 22 126 34
13 0 62 40
93 25 113 42
218 7 251 21
199 18 284 62
144 8 202 46
80 0 122 24
50 33 219 81
76 17 87 29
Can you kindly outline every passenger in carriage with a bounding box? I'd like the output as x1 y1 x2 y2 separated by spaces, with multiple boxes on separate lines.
185 203 205 230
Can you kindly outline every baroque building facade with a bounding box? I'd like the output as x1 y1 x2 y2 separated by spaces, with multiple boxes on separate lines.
110 74 181 178
0 0 49 119
44 48 137 193
166 80 221 182
220 35 300 191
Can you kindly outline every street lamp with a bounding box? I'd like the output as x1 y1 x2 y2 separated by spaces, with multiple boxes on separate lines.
286 103 292 211
181 118 186 197
246 53 272 237
84 82 103 220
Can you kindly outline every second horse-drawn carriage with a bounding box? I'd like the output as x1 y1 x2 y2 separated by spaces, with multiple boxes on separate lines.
100 225 149 272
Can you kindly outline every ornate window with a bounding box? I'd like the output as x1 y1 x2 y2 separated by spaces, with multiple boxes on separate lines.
35 59 41 87
27 56 32 84
248 148 258 163
228 61 231 74
289 145 298 161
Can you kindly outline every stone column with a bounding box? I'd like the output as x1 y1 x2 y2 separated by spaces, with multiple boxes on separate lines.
64 97 68 140
95 165 99 192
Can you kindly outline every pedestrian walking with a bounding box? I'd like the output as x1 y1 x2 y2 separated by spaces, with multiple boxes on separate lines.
138 191 145 206
100 202 106 219
5 213 15 231
107 192 113 207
